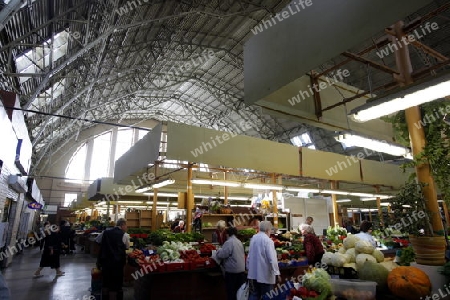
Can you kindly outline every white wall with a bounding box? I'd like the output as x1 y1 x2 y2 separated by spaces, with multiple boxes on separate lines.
284 196 330 235
0 99 34 266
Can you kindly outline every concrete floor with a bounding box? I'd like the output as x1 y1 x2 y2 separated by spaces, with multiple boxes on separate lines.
2 245 134 300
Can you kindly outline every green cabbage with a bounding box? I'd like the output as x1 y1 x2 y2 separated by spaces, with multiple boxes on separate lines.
302 268 332 296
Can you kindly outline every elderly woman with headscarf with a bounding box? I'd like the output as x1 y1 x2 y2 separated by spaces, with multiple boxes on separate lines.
212 220 228 245
301 225 324 266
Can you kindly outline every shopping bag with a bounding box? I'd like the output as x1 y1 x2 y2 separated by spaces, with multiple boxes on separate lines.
236 281 249 300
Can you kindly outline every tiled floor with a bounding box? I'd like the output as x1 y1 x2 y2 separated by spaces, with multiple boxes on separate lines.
2 245 134 300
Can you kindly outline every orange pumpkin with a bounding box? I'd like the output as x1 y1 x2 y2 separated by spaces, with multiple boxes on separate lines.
387 266 431 300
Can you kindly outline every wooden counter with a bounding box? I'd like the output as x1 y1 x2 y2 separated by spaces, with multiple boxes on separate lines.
134 266 227 300
133 265 310 300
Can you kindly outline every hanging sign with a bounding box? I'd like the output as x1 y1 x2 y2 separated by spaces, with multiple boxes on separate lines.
27 202 43 210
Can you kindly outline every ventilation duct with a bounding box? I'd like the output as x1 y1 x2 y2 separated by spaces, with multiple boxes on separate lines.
8 175 26 193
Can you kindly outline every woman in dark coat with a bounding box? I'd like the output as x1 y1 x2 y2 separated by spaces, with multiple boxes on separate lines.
33 222 65 277
301 225 325 265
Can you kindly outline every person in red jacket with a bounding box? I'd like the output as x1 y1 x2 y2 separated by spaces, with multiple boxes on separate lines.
301 225 324 265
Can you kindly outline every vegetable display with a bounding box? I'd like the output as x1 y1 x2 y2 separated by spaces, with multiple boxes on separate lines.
355 240 375 254
157 241 194 261
358 260 389 291
323 235 385 271
149 230 204 246
301 268 332 300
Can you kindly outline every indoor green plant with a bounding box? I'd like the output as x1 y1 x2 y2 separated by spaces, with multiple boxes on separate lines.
385 99 450 209
384 100 450 265
383 181 446 266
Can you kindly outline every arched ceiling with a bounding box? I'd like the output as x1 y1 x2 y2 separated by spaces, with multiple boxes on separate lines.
1 0 449 177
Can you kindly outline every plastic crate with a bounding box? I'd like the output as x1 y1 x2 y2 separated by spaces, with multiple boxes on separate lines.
330 279 377 300
154 261 166 272
190 261 206 269
165 262 186 272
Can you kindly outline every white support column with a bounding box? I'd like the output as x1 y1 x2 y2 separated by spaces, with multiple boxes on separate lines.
132 128 140 145
84 138 94 181
108 128 118 177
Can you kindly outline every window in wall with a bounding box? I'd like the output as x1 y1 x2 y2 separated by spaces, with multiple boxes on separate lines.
64 193 78 207
138 129 148 141
114 129 134 162
291 133 316 149
65 144 87 183
90 132 111 180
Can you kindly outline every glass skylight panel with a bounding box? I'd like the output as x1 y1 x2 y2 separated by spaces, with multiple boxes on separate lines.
290 132 315 149
15 31 69 84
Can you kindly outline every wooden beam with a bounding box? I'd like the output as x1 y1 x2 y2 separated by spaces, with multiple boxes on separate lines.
342 51 399 74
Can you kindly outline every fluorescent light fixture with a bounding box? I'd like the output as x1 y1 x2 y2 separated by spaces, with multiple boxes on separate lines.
136 179 175 192
194 194 250 201
361 197 377 201
402 205 412 208
336 134 411 157
375 194 393 199
350 72 450 122
380 203 391 206
351 192 376 198
146 201 178 205
191 179 241 187
321 189 350 196
285 187 320 193
223 196 250 201
143 192 179 197
153 179 175 189
135 186 152 193
117 201 145 204
243 183 284 190
438 200 444 203
336 199 352 203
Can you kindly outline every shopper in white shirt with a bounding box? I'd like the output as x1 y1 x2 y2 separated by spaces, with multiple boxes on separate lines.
246 221 281 300
355 221 377 248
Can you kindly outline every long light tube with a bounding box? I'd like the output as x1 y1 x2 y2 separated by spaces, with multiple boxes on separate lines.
135 186 152 193
195 195 250 201
320 189 350 196
191 179 241 187
285 187 320 193
143 192 178 197
336 134 411 157
243 183 284 191
152 179 175 189
350 72 450 122
135 179 175 193
336 199 352 203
